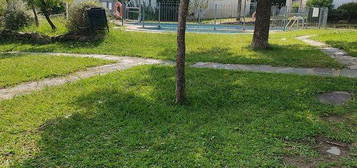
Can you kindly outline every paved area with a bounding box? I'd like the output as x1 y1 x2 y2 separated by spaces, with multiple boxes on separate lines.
317 91 352 105
0 52 173 101
191 62 357 78
297 35 357 69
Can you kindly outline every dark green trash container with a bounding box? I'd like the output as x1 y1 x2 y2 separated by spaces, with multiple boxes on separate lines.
87 8 109 32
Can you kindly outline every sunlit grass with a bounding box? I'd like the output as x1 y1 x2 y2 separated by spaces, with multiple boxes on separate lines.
0 25 349 68
0 65 356 167
0 53 113 88
312 30 357 57
21 16 68 36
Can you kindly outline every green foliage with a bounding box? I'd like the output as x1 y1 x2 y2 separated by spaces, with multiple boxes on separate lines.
338 2 357 22
306 0 333 9
67 0 101 33
3 8 32 30
33 0 63 13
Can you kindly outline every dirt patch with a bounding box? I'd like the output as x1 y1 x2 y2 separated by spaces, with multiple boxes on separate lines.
322 115 346 123
283 156 317 168
314 136 350 157
283 136 351 167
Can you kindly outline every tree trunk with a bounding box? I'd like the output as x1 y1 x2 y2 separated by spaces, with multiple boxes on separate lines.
39 0 56 30
44 12 56 30
31 4 39 27
251 0 272 49
237 0 242 22
175 0 189 104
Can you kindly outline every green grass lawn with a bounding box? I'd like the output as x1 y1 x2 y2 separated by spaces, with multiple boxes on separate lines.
0 54 112 88
312 31 357 57
1 22 350 69
20 16 69 36
0 65 356 167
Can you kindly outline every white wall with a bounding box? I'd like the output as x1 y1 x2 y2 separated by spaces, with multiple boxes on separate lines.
333 0 357 8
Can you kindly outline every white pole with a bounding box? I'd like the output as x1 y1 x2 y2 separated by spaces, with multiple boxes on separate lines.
66 2 69 19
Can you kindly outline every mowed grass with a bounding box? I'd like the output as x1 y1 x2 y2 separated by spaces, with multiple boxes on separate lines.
312 30 357 57
20 16 69 36
0 65 356 167
0 21 348 68
0 54 112 88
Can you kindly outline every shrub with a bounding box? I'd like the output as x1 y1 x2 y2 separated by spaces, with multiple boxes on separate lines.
3 8 32 31
67 0 102 34
306 0 333 9
338 2 357 23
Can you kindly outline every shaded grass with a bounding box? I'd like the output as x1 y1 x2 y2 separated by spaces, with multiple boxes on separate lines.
0 65 356 167
0 54 113 88
312 30 357 57
0 26 348 68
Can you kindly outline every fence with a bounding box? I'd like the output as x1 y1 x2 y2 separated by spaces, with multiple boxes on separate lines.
120 1 329 32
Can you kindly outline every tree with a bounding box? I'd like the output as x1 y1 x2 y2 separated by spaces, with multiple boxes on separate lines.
306 0 333 9
251 0 272 49
34 0 62 30
176 0 189 104
338 2 357 23
24 0 39 27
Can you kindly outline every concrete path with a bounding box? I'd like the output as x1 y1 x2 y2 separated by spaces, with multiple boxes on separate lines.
1 51 356 101
0 52 173 101
191 62 357 78
297 35 357 70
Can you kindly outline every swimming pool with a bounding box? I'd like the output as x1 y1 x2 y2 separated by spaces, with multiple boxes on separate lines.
127 22 284 34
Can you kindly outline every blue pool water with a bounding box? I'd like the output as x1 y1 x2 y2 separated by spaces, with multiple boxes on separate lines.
132 22 283 34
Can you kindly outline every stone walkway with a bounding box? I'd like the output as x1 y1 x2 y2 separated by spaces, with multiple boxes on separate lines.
1 48 357 101
191 62 357 78
0 52 173 101
296 35 357 70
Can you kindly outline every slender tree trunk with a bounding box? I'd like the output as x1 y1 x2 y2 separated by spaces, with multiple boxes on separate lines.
66 2 69 20
31 4 39 27
39 0 56 30
237 0 242 21
175 0 189 104
44 12 56 30
251 0 272 49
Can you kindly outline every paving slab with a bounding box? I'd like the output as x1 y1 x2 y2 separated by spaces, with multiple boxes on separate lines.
317 91 352 105
0 53 173 101
297 36 357 69
191 62 357 78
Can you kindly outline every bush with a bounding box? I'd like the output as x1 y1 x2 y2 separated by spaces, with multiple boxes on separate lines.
328 9 347 22
67 0 102 34
338 2 357 23
306 0 333 9
3 9 32 31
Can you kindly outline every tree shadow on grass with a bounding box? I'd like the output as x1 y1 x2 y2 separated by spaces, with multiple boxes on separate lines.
0 35 106 53
0 53 29 60
9 66 354 167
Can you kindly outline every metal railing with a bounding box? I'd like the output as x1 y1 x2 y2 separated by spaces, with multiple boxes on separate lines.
120 1 328 32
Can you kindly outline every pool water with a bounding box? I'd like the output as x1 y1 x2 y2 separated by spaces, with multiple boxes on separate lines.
130 22 284 34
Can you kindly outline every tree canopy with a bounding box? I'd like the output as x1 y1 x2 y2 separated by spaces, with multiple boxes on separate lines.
306 0 333 9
